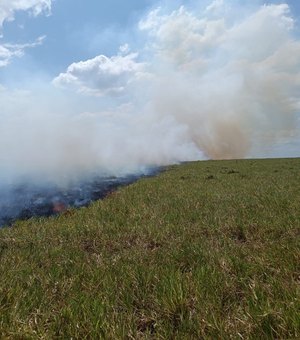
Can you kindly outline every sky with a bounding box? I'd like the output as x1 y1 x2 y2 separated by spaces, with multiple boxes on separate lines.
0 0 300 184
1 1 300 77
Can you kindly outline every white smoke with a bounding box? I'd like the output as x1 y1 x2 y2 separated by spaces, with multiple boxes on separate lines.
139 3 300 159
1 1 300 187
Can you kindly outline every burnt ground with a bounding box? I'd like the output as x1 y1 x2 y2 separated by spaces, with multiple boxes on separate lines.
0 168 161 227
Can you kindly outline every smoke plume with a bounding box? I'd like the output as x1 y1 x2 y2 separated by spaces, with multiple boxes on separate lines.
1 1 300 188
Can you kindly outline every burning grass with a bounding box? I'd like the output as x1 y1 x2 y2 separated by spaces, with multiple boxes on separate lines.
0 158 299 338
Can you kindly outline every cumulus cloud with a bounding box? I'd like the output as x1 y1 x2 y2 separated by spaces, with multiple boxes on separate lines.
0 0 52 31
53 52 146 96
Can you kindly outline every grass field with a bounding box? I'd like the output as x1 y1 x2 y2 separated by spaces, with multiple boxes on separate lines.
0 158 299 339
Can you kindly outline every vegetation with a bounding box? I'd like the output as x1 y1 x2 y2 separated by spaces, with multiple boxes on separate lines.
0 158 299 339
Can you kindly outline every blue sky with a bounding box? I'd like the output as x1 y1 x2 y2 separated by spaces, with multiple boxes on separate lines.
1 0 299 79
1 0 157 78
0 0 299 176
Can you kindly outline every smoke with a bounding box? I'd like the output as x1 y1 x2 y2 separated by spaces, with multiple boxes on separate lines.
140 3 300 159
1 1 300 189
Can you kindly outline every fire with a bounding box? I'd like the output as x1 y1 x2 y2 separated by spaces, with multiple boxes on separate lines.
53 201 66 213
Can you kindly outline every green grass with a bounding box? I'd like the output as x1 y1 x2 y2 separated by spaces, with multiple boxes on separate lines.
0 158 299 339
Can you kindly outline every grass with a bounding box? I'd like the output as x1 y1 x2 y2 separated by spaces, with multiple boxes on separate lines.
0 158 299 339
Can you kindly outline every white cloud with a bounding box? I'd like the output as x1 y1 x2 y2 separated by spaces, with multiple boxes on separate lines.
139 7 163 32
139 3 295 69
223 4 294 62
206 0 224 14
140 6 225 68
119 43 130 55
0 0 52 30
0 1 51 66
0 35 45 67
53 53 146 96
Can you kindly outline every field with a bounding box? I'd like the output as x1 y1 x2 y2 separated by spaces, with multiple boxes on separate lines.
0 158 299 339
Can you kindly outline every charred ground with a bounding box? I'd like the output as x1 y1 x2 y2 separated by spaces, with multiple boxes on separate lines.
0 169 161 227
